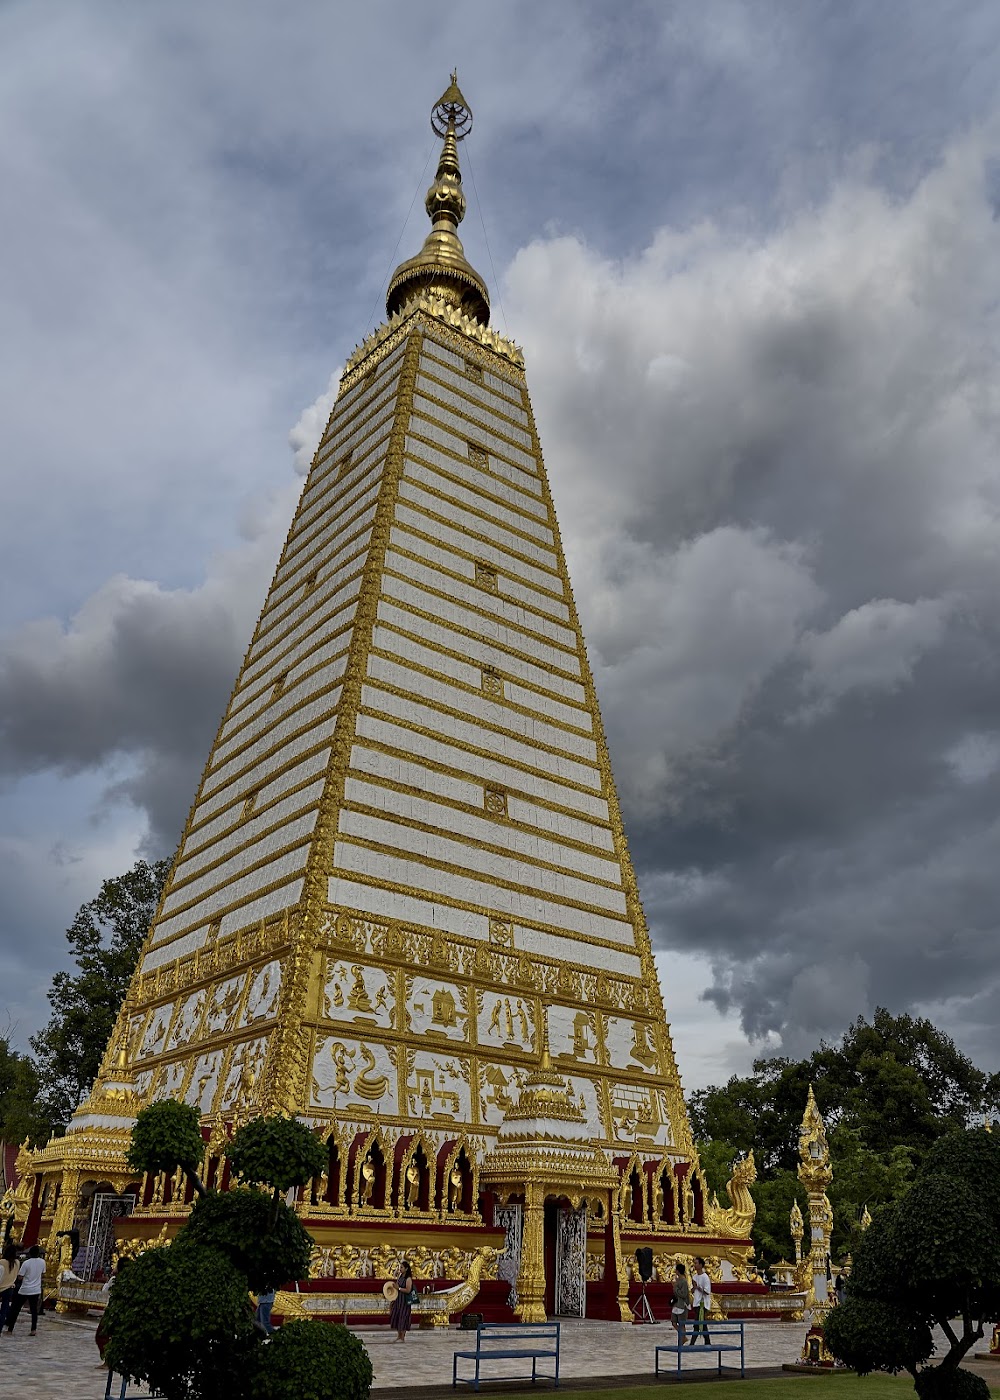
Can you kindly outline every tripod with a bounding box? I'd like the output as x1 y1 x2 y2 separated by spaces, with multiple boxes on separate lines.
631 1278 658 1324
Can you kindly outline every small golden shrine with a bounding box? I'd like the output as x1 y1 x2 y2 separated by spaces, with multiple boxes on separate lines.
19 74 755 1321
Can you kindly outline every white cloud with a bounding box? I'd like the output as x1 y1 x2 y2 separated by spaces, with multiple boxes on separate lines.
288 368 342 476
799 596 950 707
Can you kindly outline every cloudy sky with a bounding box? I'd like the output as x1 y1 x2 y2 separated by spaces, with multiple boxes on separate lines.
2 1 1000 1093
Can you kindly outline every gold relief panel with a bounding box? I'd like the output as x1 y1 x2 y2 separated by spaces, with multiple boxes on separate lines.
323 960 395 1029
405 974 468 1043
149 1060 189 1103
310 1035 398 1116
477 989 534 1055
216 1036 268 1115
548 1003 600 1067
134 1069 154 1100
609 1081 673 1148
140 1005 172 1059
602 1015 661 1072
202 975 247 1037
477 1060 525 1128
242 959 282 1025
405 1049 472 1124
562 1073 607 1139
186 1051 224 1115
166 990 208 1052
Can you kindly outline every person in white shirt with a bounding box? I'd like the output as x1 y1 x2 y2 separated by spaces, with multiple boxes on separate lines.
688 1256 712 1346
6 1245 45 1336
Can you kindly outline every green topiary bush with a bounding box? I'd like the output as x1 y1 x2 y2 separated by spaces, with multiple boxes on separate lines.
104 1239 257 1400
250 1320 373 1400
184 1186 312 1293
914 1367 991 1400
225 1115 327 1198
127 1099 207 1192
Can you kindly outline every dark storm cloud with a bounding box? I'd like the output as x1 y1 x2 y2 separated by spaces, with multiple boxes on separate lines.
507 127 1000 1063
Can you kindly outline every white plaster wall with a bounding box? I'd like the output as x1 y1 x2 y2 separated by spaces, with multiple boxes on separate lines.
403 458 553 545
353 716 608 819
419 355 529 425
332 842 630 943
382 552 574 648
360 685 601 791
365 653 596 762
374 601 585 702
378 575 576 675
178 777 327 879
218 651 348 757
242 589 360 690
341 778 619 886
412 396 535 470
328 874 488 941
195 743 330 828
149 861 306 953
407 415 541 493
397 481 554 571
335 810 626 914
403 436 547 521
415 375 533 448
295 433 388 539
159 812 317 919
391 515 560 597
203 691 340 798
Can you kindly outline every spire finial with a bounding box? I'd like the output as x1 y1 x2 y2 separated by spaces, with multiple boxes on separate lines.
386 77 489 324
539 1002 553 1072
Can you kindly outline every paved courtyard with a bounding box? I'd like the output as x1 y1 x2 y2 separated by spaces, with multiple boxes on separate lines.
1 1311 993 1398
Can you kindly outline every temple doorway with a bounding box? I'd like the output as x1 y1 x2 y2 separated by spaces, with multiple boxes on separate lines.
543 1200 587 1317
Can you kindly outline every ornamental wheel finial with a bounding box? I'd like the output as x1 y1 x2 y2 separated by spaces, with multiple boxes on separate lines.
431 70 473 140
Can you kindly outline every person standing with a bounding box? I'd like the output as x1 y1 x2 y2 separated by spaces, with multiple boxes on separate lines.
688 1256 712 1346
388 1259 414 1342
6 1244 45 1336
0 1243 19 1332
671 1261 691 1346
255 1286 276 1336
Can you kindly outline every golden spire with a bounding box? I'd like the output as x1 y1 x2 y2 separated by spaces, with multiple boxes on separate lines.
386 73 491 324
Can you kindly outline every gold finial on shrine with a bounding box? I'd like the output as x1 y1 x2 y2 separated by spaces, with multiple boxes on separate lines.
386 75 490 324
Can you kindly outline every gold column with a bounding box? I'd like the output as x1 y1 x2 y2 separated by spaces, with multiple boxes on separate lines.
611 1189 631 1323
49 1168 81 1310
517 1184 547 1323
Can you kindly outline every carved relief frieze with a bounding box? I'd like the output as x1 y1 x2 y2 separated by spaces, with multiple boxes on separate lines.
323 959 395 1029
310 1034 399 1116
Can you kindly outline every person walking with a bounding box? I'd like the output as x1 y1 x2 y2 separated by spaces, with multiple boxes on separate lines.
388 1259 414 1342
6 1245 45 1336
688 1256 712 1346
0 1243 19 1332
255 1286 276 1336
671 1261 691 1346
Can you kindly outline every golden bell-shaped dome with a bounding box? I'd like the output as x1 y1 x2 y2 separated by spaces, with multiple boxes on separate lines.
386 73 491 325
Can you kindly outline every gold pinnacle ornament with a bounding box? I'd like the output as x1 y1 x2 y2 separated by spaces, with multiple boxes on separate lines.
23 76 755 1321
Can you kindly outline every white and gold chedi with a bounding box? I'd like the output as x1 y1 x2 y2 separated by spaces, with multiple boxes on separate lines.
23 74 755 1320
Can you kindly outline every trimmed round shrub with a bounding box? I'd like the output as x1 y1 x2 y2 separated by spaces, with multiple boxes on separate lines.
915 1368 991 1400
127 1099 205 1179
225 1115 327 1193
250 1319 373 1400
104 1239 258 1400
184 1186 311 1293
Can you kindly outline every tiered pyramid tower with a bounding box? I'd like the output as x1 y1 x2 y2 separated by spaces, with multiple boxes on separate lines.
26 77 754 1323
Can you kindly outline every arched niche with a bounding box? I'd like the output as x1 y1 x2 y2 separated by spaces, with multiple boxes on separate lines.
348 1128 388 1212
310 1126 345 1208
437 1137 477 1216
395 1134 434 1214
652 1157 679 1226
614 1154 646 1225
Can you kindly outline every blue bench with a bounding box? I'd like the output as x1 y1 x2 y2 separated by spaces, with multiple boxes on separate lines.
655 1321 745 1379
453 1321 561 1390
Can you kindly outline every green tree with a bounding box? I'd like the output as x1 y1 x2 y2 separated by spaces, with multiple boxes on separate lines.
225 1115 326 1223
30 858 169 1129
104 1241 258 1400
827 1124 915 1256
0 1036 49 1145
825 1127 1000 1400
127 1099 208 1195
185 1188 312 1293
250 1319 374 1400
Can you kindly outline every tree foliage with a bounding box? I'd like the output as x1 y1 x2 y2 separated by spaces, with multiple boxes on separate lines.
225 1115 327 1195
127 1099 207 1192
690 1009 990 1261
0 1036 49 1146
104 1242 257 1400
824 1127 1000 1400
249 1319 374 1400
30 858 169 1130
184 1188 312 1293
